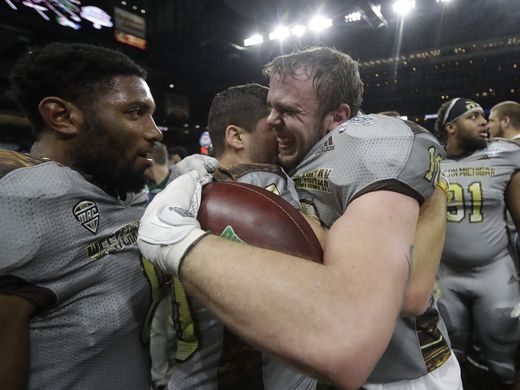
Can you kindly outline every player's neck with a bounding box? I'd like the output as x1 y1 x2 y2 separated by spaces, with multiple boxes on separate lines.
30 139 69 166
504 128 520 140
445 142 465 157
218 153 246 169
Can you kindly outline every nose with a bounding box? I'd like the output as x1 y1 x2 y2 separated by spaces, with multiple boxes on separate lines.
267 108 282 129
145 116 163 142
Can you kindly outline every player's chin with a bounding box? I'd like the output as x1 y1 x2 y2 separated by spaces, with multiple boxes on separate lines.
278 151 299 170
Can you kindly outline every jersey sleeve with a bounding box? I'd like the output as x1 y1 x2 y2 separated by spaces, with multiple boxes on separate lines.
0 169 61 312
331 117 445 208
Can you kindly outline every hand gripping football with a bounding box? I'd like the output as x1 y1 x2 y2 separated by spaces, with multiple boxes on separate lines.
197 182 323 262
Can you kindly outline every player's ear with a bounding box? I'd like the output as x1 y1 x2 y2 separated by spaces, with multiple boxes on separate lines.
327 103 351 131
445 122 456 135
225 125 245 151
502 116 511 128
38 97 83 136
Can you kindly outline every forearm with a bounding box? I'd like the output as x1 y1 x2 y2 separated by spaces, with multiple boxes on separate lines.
401 186 447 316
0 295 34 390
179 192 416 388
180 236 347 377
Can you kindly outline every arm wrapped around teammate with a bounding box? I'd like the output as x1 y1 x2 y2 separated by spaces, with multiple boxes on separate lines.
138 171 212 275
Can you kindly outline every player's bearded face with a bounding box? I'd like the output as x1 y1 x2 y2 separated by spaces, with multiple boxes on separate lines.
73 113 149 194
454 112 488 152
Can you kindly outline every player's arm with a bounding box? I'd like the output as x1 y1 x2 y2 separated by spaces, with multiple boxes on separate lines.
178 190 418 389
0 294 36 390
506 171 520 231
401 185 447 316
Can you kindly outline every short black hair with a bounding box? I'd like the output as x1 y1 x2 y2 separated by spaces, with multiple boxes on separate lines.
208 83 269 158
10 42 146 135
168 146 188 160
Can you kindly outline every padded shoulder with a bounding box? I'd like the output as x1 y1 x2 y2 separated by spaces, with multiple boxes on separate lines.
0 150 47 180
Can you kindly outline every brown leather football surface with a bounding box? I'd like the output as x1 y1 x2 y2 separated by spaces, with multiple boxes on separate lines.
197 182 323 263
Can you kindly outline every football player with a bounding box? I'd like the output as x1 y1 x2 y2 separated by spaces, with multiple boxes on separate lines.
436 97 520 386
138 47 460 389
488 100 520 140
164 83 321 389
0 42 216 390
0 42 163 390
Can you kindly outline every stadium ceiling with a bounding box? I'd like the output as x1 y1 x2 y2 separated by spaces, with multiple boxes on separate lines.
0 0 519 128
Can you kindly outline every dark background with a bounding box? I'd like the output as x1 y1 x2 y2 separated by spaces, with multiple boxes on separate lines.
0 0 518 152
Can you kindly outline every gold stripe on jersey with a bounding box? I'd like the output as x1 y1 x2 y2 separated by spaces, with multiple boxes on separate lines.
140 257 163 344
0 150 47 179
416 308 451 372
172 276 200 362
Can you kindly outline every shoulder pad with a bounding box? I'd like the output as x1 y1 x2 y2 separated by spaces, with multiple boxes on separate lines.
0 150 46 180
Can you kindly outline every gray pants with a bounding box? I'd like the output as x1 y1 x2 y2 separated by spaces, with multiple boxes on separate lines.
437 257 520 384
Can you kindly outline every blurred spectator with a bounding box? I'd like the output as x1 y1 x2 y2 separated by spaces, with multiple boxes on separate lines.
168 145 188 165
488 101 520 139
146 142 173 202
145 142 176 390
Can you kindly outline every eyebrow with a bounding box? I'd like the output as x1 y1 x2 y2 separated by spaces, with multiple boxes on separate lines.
127 99 156 112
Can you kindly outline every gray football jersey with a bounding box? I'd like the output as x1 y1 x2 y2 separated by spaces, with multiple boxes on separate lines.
168 163 316 390
291 114 452 383
0 151 163 390
441 140 520 267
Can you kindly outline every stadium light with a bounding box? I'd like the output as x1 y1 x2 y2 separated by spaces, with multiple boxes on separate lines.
269 26 290 41
392 0 415 16
291 24 306 37
436 0 453 2
309 15 332 32
244 34 263 47
345 12 362 23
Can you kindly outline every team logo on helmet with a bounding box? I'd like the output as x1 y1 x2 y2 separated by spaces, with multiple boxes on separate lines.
73 200 99 234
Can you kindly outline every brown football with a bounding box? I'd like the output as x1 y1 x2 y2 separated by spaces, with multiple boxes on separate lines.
197 182 323 263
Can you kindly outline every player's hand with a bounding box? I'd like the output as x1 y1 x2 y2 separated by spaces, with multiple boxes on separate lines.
511 302 520 319
138 171 212 275
176 154 219 177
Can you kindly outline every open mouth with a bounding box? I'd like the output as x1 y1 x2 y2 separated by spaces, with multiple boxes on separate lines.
138 151 154 165
277 136 294 152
